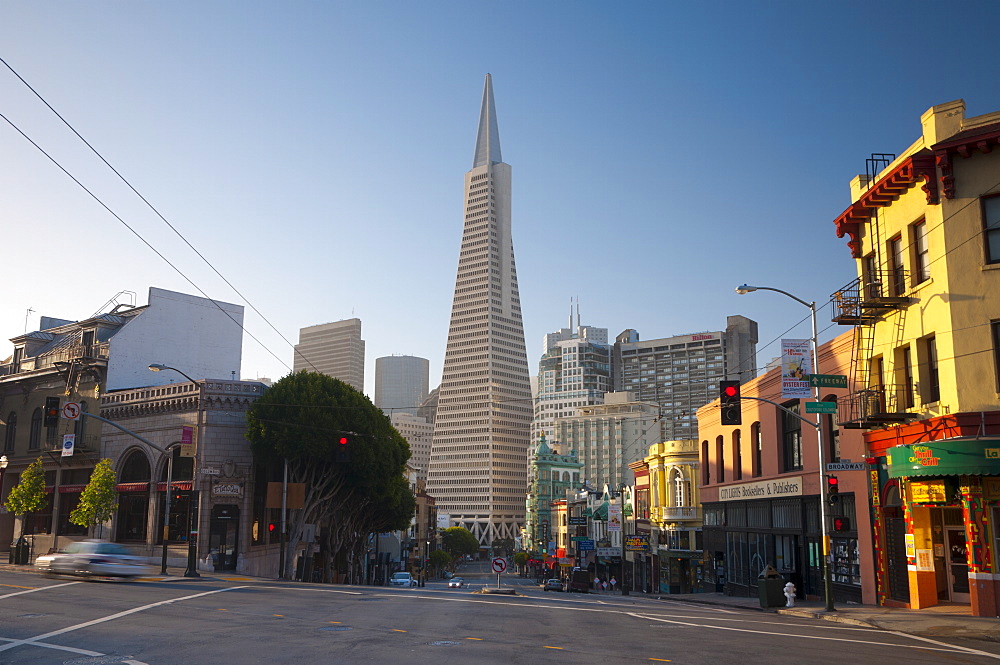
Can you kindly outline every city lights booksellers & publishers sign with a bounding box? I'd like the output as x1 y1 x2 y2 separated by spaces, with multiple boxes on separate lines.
718 477 802 502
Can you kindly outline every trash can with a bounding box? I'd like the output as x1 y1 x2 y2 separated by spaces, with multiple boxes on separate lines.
758 565 785 608
9 536 29 566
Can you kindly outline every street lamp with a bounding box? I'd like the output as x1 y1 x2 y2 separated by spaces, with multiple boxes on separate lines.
736 284 835 612
148 364 201 578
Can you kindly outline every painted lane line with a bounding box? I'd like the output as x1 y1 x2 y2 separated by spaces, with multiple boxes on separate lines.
885 630 1000 661
0 636 103 656
0 581 79 600
630 612 1000 658
263 585 363 595
0 585 247 653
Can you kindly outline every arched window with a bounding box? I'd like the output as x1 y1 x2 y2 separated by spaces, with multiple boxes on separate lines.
119 449 151 482
671 468 690 507
116 449 151 542
3 412 15 452
715 435 725 483
701 440 710 485
28 408 42 450
751 422 762 477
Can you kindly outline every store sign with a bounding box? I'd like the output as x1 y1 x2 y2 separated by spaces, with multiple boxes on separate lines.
212 483 243 497
624 535 649 552
909 480 947 503
595 547 621 558
984 478 1000 502
718 477 802 502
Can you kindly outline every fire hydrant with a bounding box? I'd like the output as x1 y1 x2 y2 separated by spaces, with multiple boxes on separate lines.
783 582 796 607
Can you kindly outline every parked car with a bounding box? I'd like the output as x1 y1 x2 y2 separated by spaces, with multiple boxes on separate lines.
448 577 464 588
542 578 564 592
389 572 417 587
34 540 149 580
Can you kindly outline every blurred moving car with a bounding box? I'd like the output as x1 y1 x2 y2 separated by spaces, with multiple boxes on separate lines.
34 540 149 579
542 578 564 592
389 572 417 587
447 577 464 588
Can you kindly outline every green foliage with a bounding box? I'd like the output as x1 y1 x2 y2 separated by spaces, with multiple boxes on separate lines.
513 551 528 568
429 549 451 570
491 537 514 556
70 459 118 531
5 457 47 517
441 527 480 558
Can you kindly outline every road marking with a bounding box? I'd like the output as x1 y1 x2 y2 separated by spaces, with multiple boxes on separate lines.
328 621 342 624
649 659 672 662
631 611 1000 657
0 585 247 653
543 645 563 649
0 584 34 590
465 637 483 640
392 629 407 632
273 614 284 617
0 581 79 600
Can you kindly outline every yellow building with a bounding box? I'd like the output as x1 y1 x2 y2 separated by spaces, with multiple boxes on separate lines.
830 99 1000 616
645 440 703 593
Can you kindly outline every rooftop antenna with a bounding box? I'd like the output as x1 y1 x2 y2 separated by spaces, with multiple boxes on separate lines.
576 297 581 329
24 307 35 333
568 298 573 330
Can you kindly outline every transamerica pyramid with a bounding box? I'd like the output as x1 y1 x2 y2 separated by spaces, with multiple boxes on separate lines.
426 75 532 545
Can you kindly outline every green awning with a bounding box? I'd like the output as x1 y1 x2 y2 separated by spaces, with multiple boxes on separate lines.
887 439 1000 478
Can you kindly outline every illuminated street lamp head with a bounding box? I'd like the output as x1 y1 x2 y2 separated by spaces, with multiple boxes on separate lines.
735 284 758 295
0 455 7 469
148 363 168 372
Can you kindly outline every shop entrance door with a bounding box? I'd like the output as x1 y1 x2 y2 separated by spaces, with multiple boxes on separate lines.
209 504 240 570
945 527 970 603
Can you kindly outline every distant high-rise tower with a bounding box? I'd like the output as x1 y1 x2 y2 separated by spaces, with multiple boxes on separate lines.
292 318 365 392
375 355 430 416
427 75 532 545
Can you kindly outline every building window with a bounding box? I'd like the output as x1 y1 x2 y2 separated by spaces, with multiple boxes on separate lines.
732 429 742 481
912 219 930 284
715 435 725 483
751 422 762 477
897 345 915 409
3 412 15 452
823 393 840 462
701 440 710 485
671 468 689 507
994 321 1000 392
921 336 940 403
863 253 881 299
984 195 1000 264
74 401 88 442
888 235 905 296
28 408 42 450
781 401 802 472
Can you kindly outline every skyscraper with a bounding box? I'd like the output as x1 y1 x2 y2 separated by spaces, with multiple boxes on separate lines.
374 355 430 416
426 75 532 545
292 318 365 392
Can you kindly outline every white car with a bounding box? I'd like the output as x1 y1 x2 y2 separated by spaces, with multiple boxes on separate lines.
35 540 150 579
389 572 416 587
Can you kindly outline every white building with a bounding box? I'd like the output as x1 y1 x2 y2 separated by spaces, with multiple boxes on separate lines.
427 75 532 545
375 355 429 416
611 315 758 441
532 312 610 444
391 412 434 483
292 318 365 392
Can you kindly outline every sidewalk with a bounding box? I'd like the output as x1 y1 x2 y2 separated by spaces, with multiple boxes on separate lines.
643 590 1000 643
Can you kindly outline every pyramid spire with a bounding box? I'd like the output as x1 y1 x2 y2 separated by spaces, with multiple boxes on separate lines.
473 74 502 168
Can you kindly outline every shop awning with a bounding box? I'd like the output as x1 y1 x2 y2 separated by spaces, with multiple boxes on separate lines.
887 439 1000 478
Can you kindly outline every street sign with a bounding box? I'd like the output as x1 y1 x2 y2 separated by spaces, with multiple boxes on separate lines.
570 536 590 542
491 557 507 573
568 516 586 525
805 401 838 414
201 468 221 475
61 402 81 420
809 374 848 388
577 539 595 551
826 462 867 471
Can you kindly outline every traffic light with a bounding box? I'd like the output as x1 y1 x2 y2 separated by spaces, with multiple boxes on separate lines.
43 396 61 427
833 517 851 532
335 435 350 463
827 475 840 504
719 381 741 426
268 522 276 533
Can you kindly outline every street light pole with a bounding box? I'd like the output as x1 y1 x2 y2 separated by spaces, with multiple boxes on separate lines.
736 284 835 612
148 364 201 578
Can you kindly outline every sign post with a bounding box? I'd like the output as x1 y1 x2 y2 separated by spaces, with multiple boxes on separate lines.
491 556 507 588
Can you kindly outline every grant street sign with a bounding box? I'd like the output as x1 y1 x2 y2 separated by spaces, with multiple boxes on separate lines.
809 373 848 388
805 401 838 414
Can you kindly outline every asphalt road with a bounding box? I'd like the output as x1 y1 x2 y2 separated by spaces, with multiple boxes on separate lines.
1 566 999 665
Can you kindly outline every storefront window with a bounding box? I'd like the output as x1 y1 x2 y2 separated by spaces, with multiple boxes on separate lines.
831 537 861 585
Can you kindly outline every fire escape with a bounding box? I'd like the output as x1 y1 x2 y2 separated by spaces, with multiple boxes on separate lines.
830 152 937 429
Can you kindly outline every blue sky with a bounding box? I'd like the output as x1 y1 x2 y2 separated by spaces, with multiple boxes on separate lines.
3 2 999 397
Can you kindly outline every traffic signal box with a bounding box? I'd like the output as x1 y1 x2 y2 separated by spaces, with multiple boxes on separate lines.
827 475 839 504
335 435 350 463
43 396 61 427
719 381 742 426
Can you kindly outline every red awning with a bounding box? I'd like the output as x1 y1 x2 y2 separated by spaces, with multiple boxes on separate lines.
115 482 150 492
58 484 87 494
155 481 192 491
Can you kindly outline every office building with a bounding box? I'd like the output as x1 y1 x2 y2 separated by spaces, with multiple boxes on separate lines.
375 355 429 416
292 318 365 392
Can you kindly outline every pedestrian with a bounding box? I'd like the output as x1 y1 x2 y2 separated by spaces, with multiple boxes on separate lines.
609 576 617 591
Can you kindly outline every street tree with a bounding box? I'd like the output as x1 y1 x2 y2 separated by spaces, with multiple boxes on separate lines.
441 526 479 568
429 549 451 576
513 551 528 575
5 457 46 539
70 459 118 538
491 537 514 556
246 371 414 581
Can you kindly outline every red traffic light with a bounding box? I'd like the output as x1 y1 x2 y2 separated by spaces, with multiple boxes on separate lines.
338 437 348 445
833 517 851 532
827 476 839 488
723 385 738 398
268 523 276 532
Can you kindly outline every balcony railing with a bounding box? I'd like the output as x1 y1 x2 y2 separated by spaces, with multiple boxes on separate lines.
837 386 915 429
831 271 910 325
657 506 701 521
4 343 110 375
